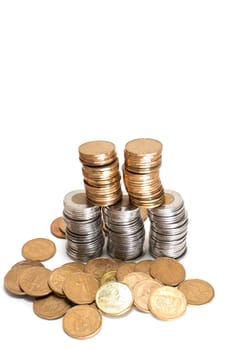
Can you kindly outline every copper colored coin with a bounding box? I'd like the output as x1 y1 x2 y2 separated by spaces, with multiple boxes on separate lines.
22 238 56 261
50 216 66 239
11 260 44 269
150 257 186 286
134 279 163 313
84 257 119 280
19 266 52 297
135 259 153 274
116 262 136 281
33 294 71 319
121 272 153 291
149 286 187 320
63 305 102 339
63 272 99 304
48 263 85 296
178 279 215 305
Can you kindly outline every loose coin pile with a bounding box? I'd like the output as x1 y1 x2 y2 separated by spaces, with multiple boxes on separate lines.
148 189 188 259
78 140 122 206
102 194 145 260
123 138 165 208
63 190 105 261
4 240 215 340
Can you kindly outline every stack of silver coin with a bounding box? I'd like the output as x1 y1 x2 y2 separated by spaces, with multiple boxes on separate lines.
102 195 145 260
63 190 105 262
148 189 188 259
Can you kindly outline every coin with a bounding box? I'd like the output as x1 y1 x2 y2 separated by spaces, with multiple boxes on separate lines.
150 257 186 286
178 279 215 305
63 272 99 304
121 272 153 291
116 262 136 281
50 216 66 239
134 279 163 313
84 257 119 280
134 259 153 274
19 266 52 297
22 238 56 261
63 305 102 339
11 260 44 269
149 286 187 320
79 140 117 166
100 270 117 285
33 294 71 319
96 281 133 316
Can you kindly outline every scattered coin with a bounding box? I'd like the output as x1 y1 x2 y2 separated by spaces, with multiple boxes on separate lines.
63 305 102 339
116 262 136 281
178 279 215 305
134 259 153 274
134 279 163 313
150 257 186 286
122 272 153 291
149 286 187 320
19 266 52 297
96 281 133 316
50 216 66 239
100 270 117 285
84 257 119 280
33 294 72 320
11 260 44 269
22 238 56 261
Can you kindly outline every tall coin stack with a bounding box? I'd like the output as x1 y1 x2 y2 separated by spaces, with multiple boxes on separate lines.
148 189 188 259
102 195 145 260
123 138 165 208
79 140 122 206
63 190 105 262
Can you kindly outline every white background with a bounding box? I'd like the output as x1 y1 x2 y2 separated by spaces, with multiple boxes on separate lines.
0 1 231 349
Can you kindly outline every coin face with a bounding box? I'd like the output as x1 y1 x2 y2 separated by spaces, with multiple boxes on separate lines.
178 279 215 305
19 266 52 297
116 262 136 281
63 305 102 339
22 238 56 261
96 281 133 316
100 270 117 285
122 272 153 291
134 279 163 313
150 257 186 286
149 286 187 320
84 257 119 280
50 216 66 239
134 259 153 274
33 294 71 320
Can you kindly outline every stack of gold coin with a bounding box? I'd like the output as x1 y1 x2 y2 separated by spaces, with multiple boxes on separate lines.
148 189 188 259
78 140 122 206
102 194 145 260
123 138 165 208
63 190 105 261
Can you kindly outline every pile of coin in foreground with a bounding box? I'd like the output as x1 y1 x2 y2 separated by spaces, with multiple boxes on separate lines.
4 237 215 340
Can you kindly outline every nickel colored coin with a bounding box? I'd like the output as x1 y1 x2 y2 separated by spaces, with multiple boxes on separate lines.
121 272 153 291
84 257 119 280
100 270 117 285
63 305 102 339
50 216 66 239
134 279 163 313
33 294 71 319
178 279 215 305
48 263 85 296
150 257 186 286
135 259 153 274
63 272 99 304
22 238 56 261
19 266 52 297
149 286 187 320
96 281 133 316
116 262 136 281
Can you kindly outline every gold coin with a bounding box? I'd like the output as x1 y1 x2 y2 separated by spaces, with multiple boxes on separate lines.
96 281 133 316
84 257 119 280
11 260 44 269
116 262 136 281
134 279 163 313
125 138 163 157
121 272 153 291
178 279 215 305
48 263 84 296
50 216 66 239
79 140 116 166
140 207 148 221
33 294 71 319
19 266 52 297
63 272 99 304
100 270 117 285
22 238 56 261
134 259 153 274
63 305 102 339
149 286 187 320
150 257 186 286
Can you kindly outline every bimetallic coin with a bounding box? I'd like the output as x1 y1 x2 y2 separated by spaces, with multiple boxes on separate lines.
22 238 56 261
149 286 187 320
33 294 71 320
96 281 133 316
178 279 215 305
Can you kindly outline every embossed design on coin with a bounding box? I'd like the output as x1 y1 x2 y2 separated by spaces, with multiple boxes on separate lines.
134 279 163 313
63 305 102 339
122 272 153 291
149 286 187 320
19 266 52 297
178 279 214 305
84 257 119 280
96 281 133 316
33 294 71 319
22 238 56 261
150 257 186 286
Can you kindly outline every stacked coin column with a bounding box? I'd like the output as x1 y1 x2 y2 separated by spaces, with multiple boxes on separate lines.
102 195 145 260
123 138 165 208
63 190 105 262
148 189 188 259
78 141 122 206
